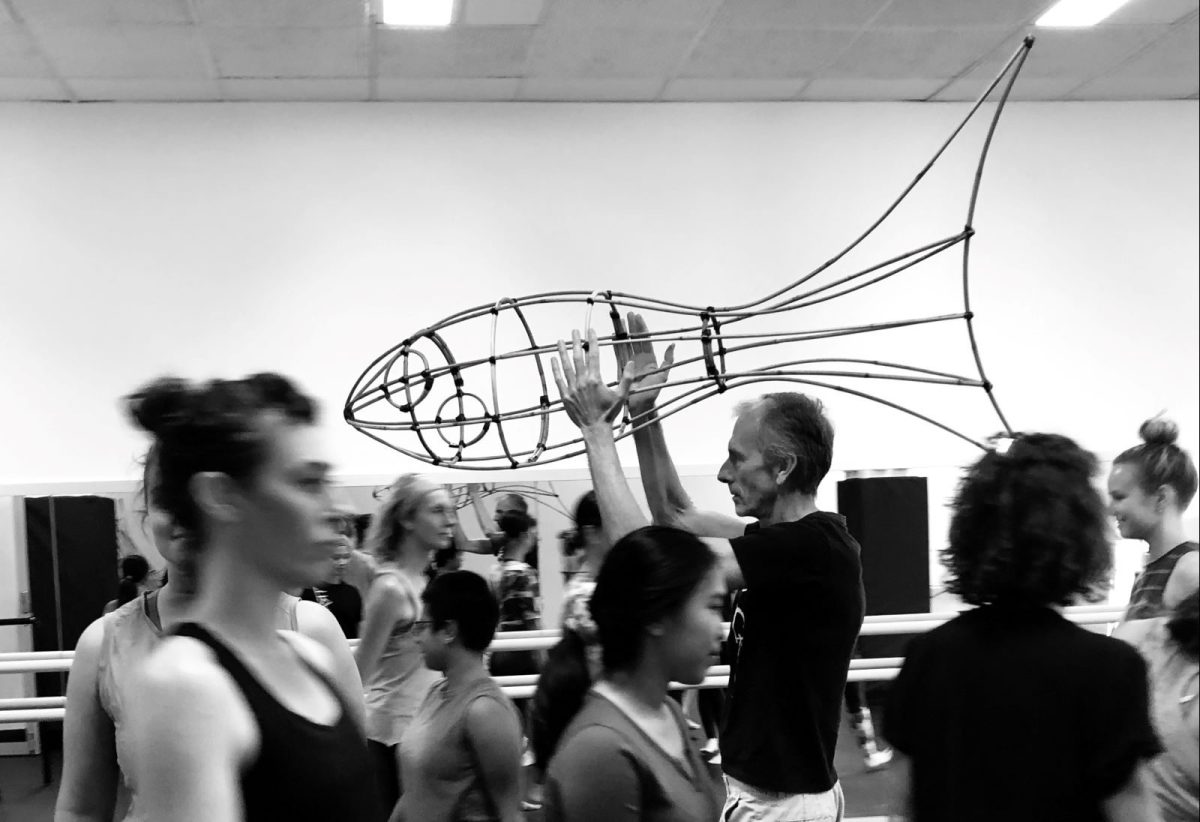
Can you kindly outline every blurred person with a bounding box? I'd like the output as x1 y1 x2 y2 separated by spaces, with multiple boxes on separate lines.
486 497 544 810
530 491 608 784
344 512 379 603
303 533 364 639
1114 590 1199 822
887 433 1162 822
103 554 153 615
108 374 377 821
57 432 363 822
427 545 463 578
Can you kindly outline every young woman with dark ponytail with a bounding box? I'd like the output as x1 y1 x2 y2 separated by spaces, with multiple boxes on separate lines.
111 373 378 822
542 525 725 822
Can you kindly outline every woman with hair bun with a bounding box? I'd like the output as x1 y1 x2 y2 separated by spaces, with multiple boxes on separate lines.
887 433 1162 822
543 525 725 822
1108 417 1199 621
112 374 378 822
58 392 365 822
357 474 455 811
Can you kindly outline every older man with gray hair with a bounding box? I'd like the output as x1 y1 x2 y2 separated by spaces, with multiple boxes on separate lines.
553 319 864 822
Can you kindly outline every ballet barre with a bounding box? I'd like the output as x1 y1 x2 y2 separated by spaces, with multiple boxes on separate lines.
0 605 1125 725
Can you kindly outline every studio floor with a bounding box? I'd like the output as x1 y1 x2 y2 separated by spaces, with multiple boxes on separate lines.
0 711 904 821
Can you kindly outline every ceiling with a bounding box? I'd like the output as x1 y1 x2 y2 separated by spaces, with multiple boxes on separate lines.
0 0 1196 103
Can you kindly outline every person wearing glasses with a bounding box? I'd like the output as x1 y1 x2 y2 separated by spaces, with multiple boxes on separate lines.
392 571 523 822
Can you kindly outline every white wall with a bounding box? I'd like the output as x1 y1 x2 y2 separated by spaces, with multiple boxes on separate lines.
1 100 1196 488
0 101 1195 664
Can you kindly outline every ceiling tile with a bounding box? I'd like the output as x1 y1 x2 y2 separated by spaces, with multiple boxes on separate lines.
0 26 53 76
1069 73 1200 98
376 27 534 77
822 27 1012 78
526 25 697 78
933 74 1081 101
708 0 891 29
931 26 1172 96
463 0 546 26
870 0 1054 27
1012 27 1168 77
681 27 859 78
8 0 192 27
662 77 806 100
225 77 368 99
1104 0 1199 25
801 77 946 100
539 0 723 29
519 76 662 99
207 26 367 77
34 25 210 78
376 77 520 100
0 77 69 99
191 0 364 27
67 77 222 100
1108 22 1199 77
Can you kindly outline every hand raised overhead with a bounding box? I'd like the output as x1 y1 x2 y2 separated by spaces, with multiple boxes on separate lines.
552 328 635 430
614 312 676 416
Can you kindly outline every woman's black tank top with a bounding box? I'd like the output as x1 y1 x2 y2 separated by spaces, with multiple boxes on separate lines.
173 623 382 821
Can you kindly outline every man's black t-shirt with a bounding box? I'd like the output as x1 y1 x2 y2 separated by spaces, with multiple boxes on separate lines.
722 511 865 794
886 605 1161 822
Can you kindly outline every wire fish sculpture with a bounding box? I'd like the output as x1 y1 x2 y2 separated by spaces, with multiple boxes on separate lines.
345 38 1034 470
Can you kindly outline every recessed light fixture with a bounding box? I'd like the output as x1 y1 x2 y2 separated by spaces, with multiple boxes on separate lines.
1036 0 1133 27
379 0 455 27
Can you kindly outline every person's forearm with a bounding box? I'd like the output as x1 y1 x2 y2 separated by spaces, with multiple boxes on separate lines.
629 406 691 524
469 486 492 534
581 423 649 545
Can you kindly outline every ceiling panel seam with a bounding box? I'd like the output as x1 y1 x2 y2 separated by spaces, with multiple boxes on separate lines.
0 0 77 101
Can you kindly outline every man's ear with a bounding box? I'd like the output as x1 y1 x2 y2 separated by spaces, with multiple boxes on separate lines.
189 472 243 525
440 618 460 645
773 454 797 487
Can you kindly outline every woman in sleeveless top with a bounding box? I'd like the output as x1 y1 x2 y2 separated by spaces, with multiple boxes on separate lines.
1108 417 1199 622
357 474 454 810
395 571 523 822
543 526 726 822
56 448 365 822
114 373 379 822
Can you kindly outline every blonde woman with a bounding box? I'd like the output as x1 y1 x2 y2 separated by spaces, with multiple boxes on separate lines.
357 474 455 809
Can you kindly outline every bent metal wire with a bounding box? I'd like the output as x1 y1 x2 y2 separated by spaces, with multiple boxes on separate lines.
345 39 1034 470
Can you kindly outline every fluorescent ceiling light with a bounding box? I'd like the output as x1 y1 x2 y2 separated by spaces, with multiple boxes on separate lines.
380 0 455 27
1036 0 1133 27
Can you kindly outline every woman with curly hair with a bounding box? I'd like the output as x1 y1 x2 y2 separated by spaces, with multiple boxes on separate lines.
886 433 1162 822
356 474 455 811
1108 417 1199 621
